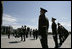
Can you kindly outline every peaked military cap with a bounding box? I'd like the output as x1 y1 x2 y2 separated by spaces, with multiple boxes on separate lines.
52 17 56 20
58 23 60 25
40 8 47 12
58 23 61 25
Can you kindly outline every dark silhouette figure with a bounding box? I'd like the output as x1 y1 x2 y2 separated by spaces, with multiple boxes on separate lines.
17 28 21 38
26 27 30 38
30 29 32 37
33 29 35 39
58 23 69 47
33 29 38 40
0 1 3 26
21 26 23 41
8 26 11 39
51 17 58 48
14 29 18 38
38 8 49 48
35 29 38 40
23 25 26 41
58 23 63 46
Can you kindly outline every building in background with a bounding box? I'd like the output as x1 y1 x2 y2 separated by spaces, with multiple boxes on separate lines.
1 26 13 34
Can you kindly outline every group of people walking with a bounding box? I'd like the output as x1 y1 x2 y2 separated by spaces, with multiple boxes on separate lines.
7 25 39 42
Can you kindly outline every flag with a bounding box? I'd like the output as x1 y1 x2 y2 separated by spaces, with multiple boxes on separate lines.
61 26 69 43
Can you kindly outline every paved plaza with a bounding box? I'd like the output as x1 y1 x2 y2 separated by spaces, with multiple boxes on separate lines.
1 34 71 48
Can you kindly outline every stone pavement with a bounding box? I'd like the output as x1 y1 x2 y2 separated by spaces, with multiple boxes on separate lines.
1 34 71 48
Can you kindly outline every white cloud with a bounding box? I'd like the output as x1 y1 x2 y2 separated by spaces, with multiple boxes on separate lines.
3 14 17 22
2 14 38 29
30 18 38 23
2 14 18 27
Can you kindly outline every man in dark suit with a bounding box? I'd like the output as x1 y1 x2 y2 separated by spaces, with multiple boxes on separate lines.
51 18 58 48
38 8 49 48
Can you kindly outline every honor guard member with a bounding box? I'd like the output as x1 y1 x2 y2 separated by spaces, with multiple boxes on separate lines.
51 17 58 48
38 8 49 48
58 23 69 47
58 23 63 46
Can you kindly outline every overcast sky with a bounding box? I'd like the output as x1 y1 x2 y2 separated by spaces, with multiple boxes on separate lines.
2 1 71 32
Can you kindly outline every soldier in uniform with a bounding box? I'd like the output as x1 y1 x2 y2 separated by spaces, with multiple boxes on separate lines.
8 26 11 39
23 25 26 42
38 8 49 48
30 29 32 37
58 23 63 46
21 26 23 41
26 27 30 38
51 18 58 48
35 29 38 40
33 29 35 39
